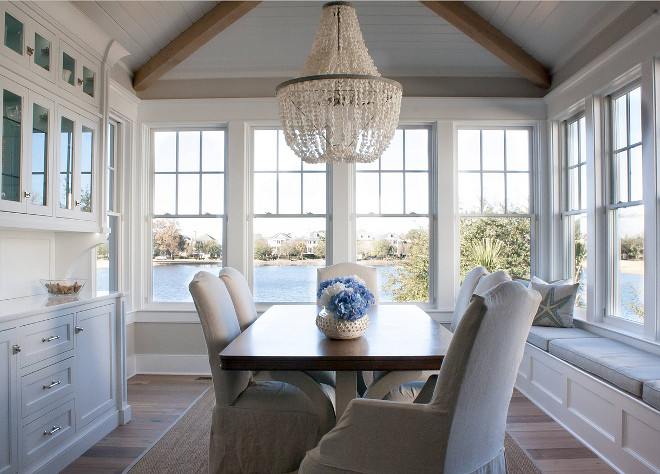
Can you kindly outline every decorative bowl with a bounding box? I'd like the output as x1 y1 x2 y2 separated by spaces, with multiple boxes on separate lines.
316 308 369 340
40 279 87 296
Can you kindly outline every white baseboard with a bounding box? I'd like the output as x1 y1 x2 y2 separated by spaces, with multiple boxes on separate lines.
133 354 211 375
127 354 137 379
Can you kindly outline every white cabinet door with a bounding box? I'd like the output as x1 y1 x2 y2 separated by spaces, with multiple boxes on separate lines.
55 107 99 221
75 304 115 428
0 328 18 474
0 75 28 214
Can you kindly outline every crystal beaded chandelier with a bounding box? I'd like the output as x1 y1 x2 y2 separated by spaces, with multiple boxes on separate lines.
276 1 402 164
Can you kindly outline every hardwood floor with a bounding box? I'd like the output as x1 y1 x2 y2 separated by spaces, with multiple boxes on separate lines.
63 375 615 473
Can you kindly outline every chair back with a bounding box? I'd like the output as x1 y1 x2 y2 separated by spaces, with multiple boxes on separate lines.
189 271 252 406
432 281 541 473
450 266 487 332
317 263 379 304
219 267 258 331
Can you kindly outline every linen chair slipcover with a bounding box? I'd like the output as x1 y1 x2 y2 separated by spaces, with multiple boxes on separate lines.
317 263 379 304
299 281 541 474
220 267 337 389
450 266 488 332
189 271 331 473
385 268 513 403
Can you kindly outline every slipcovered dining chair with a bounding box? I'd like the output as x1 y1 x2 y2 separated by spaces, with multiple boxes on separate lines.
220 266 336 389
317 262 379 304
299 281 541 474
385 268 512 402
189 271 332 473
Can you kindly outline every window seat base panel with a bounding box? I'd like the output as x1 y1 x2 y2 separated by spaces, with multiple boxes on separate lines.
516 343 660 474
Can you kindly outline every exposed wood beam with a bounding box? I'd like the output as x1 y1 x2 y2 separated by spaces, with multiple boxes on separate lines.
133 1 261 92
421 1 550 88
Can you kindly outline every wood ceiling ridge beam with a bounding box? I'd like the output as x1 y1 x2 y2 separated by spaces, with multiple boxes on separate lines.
133 1 262 92
420 1 550 89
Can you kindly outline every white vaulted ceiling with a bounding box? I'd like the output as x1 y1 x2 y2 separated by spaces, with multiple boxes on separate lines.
72 1 643 93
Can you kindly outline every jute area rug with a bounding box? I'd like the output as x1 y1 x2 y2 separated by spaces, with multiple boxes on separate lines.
124 388 542 474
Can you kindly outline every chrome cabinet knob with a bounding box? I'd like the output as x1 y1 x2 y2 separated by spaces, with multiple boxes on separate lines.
12 345 20 355
75 326 84 334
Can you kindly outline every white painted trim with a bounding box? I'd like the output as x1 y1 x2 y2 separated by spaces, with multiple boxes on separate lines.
135 354 210 375
126 354 137 379
133 311 200 324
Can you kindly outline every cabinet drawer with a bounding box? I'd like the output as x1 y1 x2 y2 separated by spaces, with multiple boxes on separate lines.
20 398 74 469
21 357 75 418
19 313 74 368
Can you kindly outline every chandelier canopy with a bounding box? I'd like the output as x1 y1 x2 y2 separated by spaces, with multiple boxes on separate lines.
276 1 402 164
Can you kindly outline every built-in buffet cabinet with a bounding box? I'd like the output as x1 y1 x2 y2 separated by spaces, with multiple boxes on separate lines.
0 2 104 232
0 294 129 474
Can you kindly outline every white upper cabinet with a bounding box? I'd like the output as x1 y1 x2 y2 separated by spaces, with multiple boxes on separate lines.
59 41 100 108
0 4 56 84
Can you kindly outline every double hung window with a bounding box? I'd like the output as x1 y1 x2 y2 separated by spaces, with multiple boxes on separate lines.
561 115 587 308
355 127 432 302
607 85 643 323
457 128 533 280
152 129 226 303
252 129 327 303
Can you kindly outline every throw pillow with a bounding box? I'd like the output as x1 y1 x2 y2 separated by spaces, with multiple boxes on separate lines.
530 276 578 328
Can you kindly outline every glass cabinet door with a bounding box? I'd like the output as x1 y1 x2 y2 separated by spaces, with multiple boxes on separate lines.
1 89 22 205
3 12 23 57
29 102 48 207
62 51 75 86
59 116 74 210
80 125 93 213
82 66 94 98
32 32 49 71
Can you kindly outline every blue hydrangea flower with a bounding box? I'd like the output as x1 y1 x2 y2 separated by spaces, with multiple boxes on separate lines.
318 276 375 321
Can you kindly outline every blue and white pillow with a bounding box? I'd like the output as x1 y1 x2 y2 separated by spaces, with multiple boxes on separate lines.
530 276 578 328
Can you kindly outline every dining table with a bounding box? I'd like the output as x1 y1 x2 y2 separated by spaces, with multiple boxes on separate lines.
219 304 453 419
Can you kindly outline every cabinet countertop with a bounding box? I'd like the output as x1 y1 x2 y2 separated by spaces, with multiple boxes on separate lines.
0 292 125 323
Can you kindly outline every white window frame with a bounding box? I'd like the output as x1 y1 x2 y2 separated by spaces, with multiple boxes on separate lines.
457 125 538 280
604 82 645 332
249 127 331 305
560 112 588 318
355 124 437 305
148 126 228 306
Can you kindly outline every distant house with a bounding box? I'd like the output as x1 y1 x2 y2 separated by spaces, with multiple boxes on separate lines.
267 232 292 255
306 230 325 253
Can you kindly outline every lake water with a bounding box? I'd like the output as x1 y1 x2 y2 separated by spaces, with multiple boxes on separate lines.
96 263 644 318
96 263 399 303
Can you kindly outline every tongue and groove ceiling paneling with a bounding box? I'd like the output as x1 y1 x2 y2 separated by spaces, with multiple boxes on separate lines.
73 1 637 86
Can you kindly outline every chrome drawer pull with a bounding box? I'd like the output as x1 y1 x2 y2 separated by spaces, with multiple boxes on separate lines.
12 345 20 355
43 380 61 390
75 326 84 334
42 335 60 343
43 426 61 436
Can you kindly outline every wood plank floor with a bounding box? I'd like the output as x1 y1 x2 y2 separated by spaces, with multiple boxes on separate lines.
63 375 615 473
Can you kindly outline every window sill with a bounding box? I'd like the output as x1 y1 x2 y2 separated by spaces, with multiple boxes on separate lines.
573 318 660 355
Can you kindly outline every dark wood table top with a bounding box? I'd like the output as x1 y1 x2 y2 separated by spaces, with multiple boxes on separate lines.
219 304 452 371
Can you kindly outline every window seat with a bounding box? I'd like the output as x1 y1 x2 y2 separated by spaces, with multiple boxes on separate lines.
525 327 660 410
518 326 660 472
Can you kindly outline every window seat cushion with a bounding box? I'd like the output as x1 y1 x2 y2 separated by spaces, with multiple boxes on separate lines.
549 338 660 397
527 326 599 351
643 380 660 411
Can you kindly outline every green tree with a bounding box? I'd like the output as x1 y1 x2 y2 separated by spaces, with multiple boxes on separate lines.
371 239 394 259
469 238 503 271
385 228 429 302
254 239 273 260
153 219 182 259
460 217 530 280
314 236 326 259
202 240 221 259
96 243 108 259
621 236 644 260
294 239 308 258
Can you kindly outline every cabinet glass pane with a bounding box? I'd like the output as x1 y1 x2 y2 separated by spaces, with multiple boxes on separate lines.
81 126 93 213
34 33 50 71
82 66 94 97
62 52 74 85
59 117 74 209
31 103 48 206
1 89 21 202
4 13 23 56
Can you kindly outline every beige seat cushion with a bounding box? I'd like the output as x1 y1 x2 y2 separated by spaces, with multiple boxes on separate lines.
527 326 599 351
643 380 660 411
549 337 660 396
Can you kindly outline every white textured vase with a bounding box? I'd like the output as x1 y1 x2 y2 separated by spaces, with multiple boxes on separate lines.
316 308 369 340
